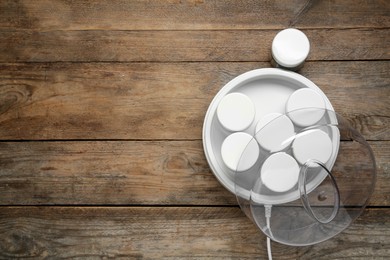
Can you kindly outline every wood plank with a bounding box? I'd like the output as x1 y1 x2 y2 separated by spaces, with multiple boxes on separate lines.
0 61 388 140
0 206 389 259
0 29 389 62
0 141 233 205
1 0 389 30
0 141 387 206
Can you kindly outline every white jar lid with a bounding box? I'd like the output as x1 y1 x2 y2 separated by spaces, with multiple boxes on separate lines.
261 152 300 193
221 132 259 172
255 113 295 152
286 88 326 127
292 129 333 165
217 93 256 132
272 28 310 68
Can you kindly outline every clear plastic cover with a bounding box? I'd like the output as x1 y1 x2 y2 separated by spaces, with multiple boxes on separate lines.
234 108 376 246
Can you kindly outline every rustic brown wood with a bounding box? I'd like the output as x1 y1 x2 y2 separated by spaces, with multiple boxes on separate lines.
0 140 233 205
0 140 387 206
0 61 388 140
1 29 388 62
0 206 389 259
1 0 388 30
0 1 389 258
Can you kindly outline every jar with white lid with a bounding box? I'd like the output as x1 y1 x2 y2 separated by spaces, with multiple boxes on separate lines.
271 28 310 71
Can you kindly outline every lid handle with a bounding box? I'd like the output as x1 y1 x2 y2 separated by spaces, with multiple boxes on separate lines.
299 159 340 224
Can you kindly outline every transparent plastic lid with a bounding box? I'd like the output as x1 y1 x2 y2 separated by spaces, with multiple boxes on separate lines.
234 108 376 246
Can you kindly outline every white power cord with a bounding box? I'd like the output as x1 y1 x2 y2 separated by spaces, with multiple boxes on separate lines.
264 205 273 260
267 236 272 260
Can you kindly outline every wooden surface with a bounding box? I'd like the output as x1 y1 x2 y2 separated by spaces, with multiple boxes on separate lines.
0 0 389 259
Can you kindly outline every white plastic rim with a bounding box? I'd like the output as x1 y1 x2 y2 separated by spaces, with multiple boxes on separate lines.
202 68 338 198
272 28 310 68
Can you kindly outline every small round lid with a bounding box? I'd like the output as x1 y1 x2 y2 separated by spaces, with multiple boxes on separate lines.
255 113 295 152
261 152 300 193
221 132 259 172
272 28 310 68
292 129 333 165
234 108 376 246
217 92 255 131
286 88 326 126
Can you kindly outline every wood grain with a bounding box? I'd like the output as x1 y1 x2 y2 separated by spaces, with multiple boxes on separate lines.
1 29 389 62
0 206 389 259
0 62 388 140
0 141 387 206
1 0 389 30
0 1 388 259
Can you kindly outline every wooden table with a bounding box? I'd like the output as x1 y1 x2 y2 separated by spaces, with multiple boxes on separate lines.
0 1 389 259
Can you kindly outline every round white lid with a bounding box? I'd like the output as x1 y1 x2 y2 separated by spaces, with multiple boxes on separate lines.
286 88 326 127
260 152 300 193
292 129 333 165
221 132 259 172
272 28 310 68
255 113 295 152
217 93 255 131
